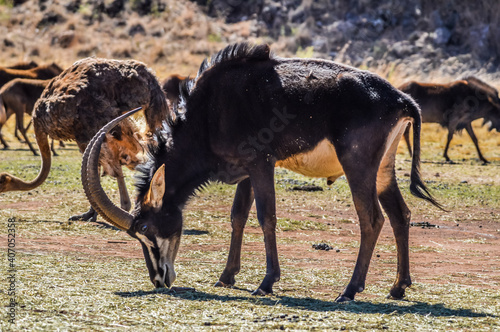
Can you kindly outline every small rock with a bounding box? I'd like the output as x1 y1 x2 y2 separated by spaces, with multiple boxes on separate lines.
313 243 333 251
292 185 323 192
433 27 452 45
129 23 146 37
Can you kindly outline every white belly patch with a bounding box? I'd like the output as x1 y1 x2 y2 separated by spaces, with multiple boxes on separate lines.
276 139 344 183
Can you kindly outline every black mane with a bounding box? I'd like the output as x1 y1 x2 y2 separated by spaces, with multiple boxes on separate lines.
179 43 271 108
134 125 172 201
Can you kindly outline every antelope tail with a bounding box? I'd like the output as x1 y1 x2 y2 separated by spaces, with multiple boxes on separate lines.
406 98 446 211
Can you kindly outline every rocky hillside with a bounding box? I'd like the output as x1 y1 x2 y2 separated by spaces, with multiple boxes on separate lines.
196 0 500 85
0 0 257 78
1 0 499 86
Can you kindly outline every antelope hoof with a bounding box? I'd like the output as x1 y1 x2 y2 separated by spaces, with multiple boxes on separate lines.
334 294 354 302
388 286 408 300
69 209 98 222
214 280 232 288
251 288 271 296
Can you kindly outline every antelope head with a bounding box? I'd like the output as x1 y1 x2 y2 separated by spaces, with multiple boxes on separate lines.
82 108 181 288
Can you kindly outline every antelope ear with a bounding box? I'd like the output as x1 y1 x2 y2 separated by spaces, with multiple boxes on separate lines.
144 164 165 209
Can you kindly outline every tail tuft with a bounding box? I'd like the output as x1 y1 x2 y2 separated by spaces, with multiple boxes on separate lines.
409 170 447 211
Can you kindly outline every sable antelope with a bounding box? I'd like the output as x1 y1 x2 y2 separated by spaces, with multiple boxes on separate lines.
83 43 442 302
0 57 169 222
400 77 500 163
0 78 64 154
0 63 63 88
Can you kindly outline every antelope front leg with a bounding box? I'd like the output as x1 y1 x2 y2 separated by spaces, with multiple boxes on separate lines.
16 107 38 156
215 178 254 288
443 129 455 162
0 130 8 149
249 162 280 295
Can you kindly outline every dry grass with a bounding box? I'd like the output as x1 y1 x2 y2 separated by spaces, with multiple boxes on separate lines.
1 1 500 329
0 0 259 80
0 113 499 330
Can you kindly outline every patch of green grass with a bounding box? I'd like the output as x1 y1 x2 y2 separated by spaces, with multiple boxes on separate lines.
208 33 222 43
277 217 328 232
295 46 315 58
0 0 13 8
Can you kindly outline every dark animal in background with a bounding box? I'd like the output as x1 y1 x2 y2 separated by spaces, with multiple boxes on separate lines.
0 63 62 148
0 57 169 222
0 78 64 154
83 43 442 302
400 76 500 163
0 63 63 88
162 74 187 110
7 61 39 70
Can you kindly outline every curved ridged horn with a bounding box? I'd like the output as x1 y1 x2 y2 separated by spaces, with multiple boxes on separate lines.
82 107 143 231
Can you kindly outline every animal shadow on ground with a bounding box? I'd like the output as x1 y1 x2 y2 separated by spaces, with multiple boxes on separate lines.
1 145 79 154
182 229 209 236
114 289 495 318
420 158 500 165
87 220 121 230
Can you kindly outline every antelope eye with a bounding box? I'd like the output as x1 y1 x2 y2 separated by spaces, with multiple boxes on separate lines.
140 224 148 234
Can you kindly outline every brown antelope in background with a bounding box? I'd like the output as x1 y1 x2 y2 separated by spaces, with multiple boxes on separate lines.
400 76 500 163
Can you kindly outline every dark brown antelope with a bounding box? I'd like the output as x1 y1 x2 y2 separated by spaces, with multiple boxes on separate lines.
0 63 63 88
7 61 39 70
0 78 68 154
83 43 442 302
162 74 187 106
0 79 52 153
400 77 500 163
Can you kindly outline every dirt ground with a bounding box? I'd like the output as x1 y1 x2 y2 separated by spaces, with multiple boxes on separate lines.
0 119 499 307
3 194 499 294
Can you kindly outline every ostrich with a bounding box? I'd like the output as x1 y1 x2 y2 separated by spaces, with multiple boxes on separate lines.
0 57 170 221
